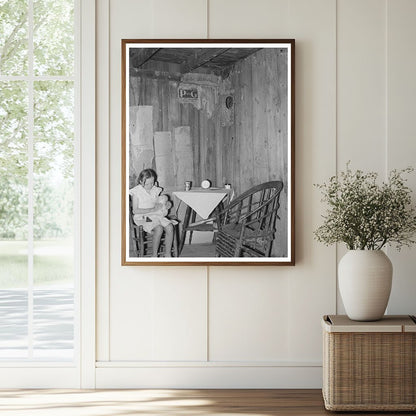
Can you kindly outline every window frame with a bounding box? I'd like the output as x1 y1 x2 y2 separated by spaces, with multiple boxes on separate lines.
0 0 96 388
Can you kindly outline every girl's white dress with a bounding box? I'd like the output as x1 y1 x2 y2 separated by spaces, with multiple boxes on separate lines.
129 184 171 232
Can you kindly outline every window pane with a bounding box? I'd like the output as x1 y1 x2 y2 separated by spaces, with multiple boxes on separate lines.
33 80 74 359
0 0 28 76
33 81 74 258
33 0 74 76
0 81 28 243
0 289 28 359
33 287 74 360
0 81 29 359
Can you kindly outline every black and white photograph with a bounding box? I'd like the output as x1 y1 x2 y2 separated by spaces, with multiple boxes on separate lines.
122 40 295 265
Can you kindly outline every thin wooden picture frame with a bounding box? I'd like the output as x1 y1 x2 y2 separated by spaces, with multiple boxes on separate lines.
122 39 295 266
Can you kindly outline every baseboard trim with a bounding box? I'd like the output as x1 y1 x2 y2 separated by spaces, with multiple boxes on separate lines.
96 365 323 388
96 360 321 368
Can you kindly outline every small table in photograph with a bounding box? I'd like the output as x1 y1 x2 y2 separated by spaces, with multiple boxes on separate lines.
173 187 233 254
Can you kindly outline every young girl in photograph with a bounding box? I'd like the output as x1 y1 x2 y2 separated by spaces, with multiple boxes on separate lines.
129 168 175 257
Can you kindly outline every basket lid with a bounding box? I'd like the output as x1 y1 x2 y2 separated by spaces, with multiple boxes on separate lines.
322 315 416 333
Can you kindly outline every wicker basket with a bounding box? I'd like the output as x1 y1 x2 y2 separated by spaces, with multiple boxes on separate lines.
322 315 416 411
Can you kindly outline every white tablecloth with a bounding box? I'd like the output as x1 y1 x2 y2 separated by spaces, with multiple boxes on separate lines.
173 188 232 219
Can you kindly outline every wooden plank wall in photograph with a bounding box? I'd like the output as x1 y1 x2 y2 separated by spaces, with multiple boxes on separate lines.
225 48 289 256
129 105 153 188
129 61 222 189
225 48 288 196
154 131 174 187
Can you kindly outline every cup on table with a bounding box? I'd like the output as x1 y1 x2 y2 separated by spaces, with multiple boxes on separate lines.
185 181 192 191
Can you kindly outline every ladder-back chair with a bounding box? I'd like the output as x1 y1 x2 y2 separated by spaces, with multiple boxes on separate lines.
129 195 178 258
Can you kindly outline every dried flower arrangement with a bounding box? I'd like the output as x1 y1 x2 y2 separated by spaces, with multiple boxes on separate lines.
314 164 416 250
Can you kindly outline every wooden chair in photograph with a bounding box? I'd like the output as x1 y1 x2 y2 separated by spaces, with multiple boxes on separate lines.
215 181 284 257
129 196 178 257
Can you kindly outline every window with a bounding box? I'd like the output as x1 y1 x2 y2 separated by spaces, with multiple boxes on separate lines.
0 0 77 361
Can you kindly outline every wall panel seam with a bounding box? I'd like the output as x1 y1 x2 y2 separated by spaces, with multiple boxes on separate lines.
96 0 111 362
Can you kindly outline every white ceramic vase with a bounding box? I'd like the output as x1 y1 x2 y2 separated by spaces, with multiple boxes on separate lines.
338 250 392 321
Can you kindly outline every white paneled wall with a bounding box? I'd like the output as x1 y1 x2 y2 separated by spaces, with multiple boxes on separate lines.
209 268 290 362
96 0 416 388
386 0 416 314
337 0 387 172
110 268 207 361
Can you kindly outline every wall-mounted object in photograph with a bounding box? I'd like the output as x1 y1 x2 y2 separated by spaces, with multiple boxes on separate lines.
121 39 295 266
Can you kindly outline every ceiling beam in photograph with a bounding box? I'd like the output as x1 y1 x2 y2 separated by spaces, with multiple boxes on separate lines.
130 48 161 69
181 48 230 73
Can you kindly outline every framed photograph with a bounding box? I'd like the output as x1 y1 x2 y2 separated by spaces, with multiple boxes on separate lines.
122 39 295 266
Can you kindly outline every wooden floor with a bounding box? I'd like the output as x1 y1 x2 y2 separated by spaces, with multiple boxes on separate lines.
0 389 413 415
180 242 216 257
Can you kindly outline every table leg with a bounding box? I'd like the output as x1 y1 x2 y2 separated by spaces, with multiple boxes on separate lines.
188 210 197 244
179 205 192 255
